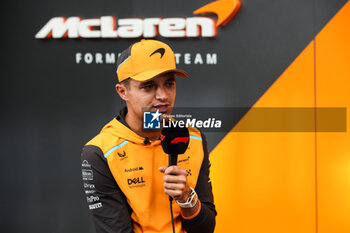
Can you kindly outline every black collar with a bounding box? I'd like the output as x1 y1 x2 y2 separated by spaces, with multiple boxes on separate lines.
116 106 130 129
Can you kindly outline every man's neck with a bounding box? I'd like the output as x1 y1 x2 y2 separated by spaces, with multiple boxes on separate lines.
125 112 161 141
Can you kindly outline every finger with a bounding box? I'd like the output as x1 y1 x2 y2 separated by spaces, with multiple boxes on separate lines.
159 166 168 173
163 174 187 184
164 166 187 176
164 189 183 199
164 182 186 191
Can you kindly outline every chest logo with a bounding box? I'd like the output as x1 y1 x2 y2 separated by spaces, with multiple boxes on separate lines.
178 155 190 164
127 177 146 188
125 166 144 173
187 169 192 176
118 150 126 158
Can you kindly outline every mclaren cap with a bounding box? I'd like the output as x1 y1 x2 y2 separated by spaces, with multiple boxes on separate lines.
116 39 188 82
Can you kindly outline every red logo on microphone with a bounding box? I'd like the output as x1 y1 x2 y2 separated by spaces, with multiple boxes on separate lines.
170 137 189 144
160 134 165 141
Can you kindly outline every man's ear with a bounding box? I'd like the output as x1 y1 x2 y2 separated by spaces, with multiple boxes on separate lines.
115 84 128 101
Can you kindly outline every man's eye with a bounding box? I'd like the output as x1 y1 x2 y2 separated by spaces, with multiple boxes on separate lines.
166 82 175 87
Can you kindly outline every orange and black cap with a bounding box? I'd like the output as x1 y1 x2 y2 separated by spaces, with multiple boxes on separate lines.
116 40 188 82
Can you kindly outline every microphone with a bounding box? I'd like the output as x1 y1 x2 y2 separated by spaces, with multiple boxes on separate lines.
160 124 190 233
160 125 190 200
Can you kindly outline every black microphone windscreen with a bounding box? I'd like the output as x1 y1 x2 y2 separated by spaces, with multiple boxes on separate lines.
160 124 189 155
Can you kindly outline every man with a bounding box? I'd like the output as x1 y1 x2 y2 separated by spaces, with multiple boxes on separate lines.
81 39 216 233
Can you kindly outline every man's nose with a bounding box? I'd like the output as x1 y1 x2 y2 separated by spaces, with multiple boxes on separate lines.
155 86 168 101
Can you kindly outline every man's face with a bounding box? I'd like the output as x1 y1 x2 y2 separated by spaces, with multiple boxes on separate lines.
122 72 177 121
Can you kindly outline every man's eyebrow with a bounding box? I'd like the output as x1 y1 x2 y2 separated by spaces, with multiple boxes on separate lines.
166 76 176 82
140 80 155 86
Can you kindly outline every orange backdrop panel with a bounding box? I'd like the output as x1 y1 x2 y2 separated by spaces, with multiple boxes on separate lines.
210 2 350 232
211 41 316 232
315 2 350 233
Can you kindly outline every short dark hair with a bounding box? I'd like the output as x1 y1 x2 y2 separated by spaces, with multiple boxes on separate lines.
120 78 130 89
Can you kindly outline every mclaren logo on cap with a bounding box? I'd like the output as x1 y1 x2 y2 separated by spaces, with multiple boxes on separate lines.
35 0 241 39
150 48 165 58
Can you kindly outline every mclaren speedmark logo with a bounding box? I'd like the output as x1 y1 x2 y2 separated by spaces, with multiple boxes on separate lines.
35 0 241 39
150 48 166 58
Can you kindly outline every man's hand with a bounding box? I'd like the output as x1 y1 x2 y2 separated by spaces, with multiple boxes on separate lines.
159 166 191 202
159 165 201 218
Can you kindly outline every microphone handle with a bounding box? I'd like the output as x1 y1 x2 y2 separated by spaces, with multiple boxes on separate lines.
168 154 178 166
168 154 178 201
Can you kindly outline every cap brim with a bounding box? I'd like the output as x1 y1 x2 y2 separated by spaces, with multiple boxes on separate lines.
130 68 188 82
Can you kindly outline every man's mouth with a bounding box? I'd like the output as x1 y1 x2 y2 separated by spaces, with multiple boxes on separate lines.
152 105 170 113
